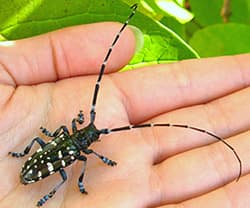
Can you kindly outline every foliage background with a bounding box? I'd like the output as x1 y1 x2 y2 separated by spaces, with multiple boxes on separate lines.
0 0 249 68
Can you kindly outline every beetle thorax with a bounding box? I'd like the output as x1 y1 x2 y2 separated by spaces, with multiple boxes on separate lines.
73 123 100 148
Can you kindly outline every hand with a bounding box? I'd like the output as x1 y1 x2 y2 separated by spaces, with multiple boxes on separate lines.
0 22 249 208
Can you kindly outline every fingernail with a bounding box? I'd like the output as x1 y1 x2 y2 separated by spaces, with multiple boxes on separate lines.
128 25 144 54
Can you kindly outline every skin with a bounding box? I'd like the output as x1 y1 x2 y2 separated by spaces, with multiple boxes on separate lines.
0 22 250 208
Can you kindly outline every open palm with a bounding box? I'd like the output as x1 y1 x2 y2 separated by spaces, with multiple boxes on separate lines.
0 23 250 208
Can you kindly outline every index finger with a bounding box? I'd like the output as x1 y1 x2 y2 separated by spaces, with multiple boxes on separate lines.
111 54 250 123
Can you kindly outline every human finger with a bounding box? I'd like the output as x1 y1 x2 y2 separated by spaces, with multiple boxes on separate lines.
0 22 136 86
148 130 250 205
110 54 250 123
156 173 250 208
148 86 250 162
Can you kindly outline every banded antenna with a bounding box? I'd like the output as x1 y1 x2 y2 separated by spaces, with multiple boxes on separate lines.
99 123 242 182
89 3 242 182
90 4 138 123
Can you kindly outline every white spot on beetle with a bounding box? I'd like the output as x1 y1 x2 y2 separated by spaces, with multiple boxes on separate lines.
71 156 75 160
28 180 35 183
66 147 70 150
34 159 37 163
38 171 42 177
41 160 44 164
69 150 74 155
47 162 54 172
50 171 55 175
37 148 42 153
61 160 66 167
58 150 63 159
47 157 51 160
34 165 38 168
28 169 33 174
51 141 57 146
40 155 43 158
28 157 32 161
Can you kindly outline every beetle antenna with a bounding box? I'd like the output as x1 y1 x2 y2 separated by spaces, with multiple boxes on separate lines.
99 122 242 182
90 4 138 123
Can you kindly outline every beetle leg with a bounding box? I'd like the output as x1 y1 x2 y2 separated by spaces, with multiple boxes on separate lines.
83 149 117 166
77 155 88 194
37 169 67 207
9 137 46 158
40 125 69 137
72 110 84 133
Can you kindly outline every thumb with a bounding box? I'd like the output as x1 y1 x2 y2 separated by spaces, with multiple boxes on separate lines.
0 22 136 86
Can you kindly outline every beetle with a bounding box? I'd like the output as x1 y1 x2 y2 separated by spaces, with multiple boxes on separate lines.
9 3 242 207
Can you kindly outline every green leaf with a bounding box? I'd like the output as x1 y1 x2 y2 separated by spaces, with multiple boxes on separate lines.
0 0 198 68
189 0 250 26
189 0 224 26
189 23 250 57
